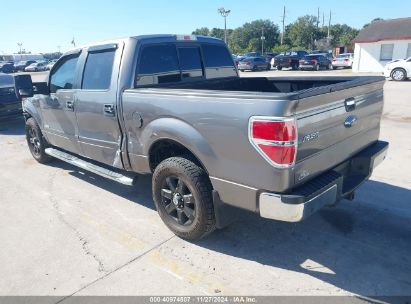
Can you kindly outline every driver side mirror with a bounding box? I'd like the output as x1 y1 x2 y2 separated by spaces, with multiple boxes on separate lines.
14 74 34 98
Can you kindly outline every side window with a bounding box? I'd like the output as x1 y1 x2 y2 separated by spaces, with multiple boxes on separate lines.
380 44 394 61
50 55 79 93
82 50 115 90
202 44 233 67
178 47 204 79
136 44 180 86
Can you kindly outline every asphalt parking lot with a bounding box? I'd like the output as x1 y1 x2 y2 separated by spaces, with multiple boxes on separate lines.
0 70 410 299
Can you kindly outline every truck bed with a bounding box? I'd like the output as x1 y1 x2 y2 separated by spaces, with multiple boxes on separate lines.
124 75 385 208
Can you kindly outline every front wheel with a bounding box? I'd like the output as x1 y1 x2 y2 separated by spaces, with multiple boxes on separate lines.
391 68 407 81
25 118 52 164
152 157 216 240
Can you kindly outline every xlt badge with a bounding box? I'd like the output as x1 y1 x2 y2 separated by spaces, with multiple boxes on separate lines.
301 131 319 143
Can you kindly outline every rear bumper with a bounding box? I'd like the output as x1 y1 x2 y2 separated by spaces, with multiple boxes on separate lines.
259 140 389 222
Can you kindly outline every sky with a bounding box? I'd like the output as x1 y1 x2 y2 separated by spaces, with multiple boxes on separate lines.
1 0 410 54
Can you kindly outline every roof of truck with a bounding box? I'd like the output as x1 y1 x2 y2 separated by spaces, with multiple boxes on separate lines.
64 35 225 55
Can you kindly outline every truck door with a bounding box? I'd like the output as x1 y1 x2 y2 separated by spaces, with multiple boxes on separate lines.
74 43 123 167
42 52 81 154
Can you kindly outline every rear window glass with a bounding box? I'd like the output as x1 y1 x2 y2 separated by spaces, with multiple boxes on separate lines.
82 50 115 90
136 44 181 86
202 44 233 67
178 47 204 79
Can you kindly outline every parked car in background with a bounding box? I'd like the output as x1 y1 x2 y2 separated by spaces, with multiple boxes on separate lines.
14 60 36 72
0 73 22 119
274 50 308 70
25 61 48 72
0 61 14 73
310 50 333 60
264 52 278 68
45 59 58 71
384 57 411 81
238 57 270 71
332 53 354 69
244 51 261 58
299 54 333 71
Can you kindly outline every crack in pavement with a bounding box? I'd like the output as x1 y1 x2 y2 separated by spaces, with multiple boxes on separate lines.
55 235 175 304
47 169 106 273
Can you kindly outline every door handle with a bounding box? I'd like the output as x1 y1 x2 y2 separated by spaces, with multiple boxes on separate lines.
103 104 115 116
66 100 74 111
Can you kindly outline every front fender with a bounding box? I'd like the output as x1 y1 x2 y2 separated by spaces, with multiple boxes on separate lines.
141 117 217 172
22 96 43 127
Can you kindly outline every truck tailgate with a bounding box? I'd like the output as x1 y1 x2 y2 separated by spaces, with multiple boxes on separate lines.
293 78 385 186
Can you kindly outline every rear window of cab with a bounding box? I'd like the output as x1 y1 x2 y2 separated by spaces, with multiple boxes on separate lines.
135 43 235 87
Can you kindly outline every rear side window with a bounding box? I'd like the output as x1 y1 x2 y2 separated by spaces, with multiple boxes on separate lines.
50 55 79 93
82 50 115 90
136 44 181 86
178 47 204 79
202 44 233 67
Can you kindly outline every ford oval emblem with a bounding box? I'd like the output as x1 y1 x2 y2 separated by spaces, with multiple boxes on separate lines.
344 115 358 128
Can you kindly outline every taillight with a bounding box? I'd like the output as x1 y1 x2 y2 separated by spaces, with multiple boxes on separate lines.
249 117 298 168
344 58 349 62
310 60 317 64
288 59 292 63
332 58 336 62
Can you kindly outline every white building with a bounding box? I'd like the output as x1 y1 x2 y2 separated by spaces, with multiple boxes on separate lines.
353 17 411 73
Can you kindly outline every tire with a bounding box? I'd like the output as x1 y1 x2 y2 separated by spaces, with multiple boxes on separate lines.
315 64 320 71
327 63 333 70
152 157 215 240
291 64 298 70
332 66 336 70
391 68 407 81
25 118 53 164
277 66 282 71
266 64 271 71
252 65 257 72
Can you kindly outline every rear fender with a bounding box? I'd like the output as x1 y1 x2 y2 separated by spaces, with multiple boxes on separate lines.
141 117 216 172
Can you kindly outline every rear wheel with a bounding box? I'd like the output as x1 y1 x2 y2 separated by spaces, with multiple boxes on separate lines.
315 64 320 71
25 118 52 164
327 63 333 70
391 68 407 81
152 157 215 240
277 66 282 71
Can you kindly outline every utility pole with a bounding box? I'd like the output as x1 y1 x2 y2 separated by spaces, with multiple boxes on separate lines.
327 10 332 39
281 6 286 45
317 7 320 29
218 7 231 44
261 28 265 55
17 42 23 54
322 12 325 28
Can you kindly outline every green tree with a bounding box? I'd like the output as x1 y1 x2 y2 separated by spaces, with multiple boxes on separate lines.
330 24 359 47
362 18 383 29
192 27 210 36
229 19 280 54
285 15 321 49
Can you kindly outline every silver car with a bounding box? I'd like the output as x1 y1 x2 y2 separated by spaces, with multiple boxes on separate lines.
238 57 270 72
332 53 354 69
24 62 47 72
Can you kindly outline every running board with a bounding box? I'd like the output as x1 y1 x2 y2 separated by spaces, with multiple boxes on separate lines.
45 148 136 186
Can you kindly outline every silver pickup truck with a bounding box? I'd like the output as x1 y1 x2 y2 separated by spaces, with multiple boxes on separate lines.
19 35 388 240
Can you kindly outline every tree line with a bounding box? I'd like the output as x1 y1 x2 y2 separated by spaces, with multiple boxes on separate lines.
192 15 366 54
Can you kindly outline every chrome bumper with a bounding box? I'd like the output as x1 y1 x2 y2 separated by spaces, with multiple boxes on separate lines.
259 141 389 222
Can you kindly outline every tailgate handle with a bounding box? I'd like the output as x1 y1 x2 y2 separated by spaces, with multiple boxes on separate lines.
345 97 356 112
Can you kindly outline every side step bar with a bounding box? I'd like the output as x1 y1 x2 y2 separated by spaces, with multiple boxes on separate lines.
45 148 136 186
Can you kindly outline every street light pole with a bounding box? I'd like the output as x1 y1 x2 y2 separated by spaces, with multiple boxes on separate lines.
17 43 23 54
218 7 231 44
261 28 266 55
